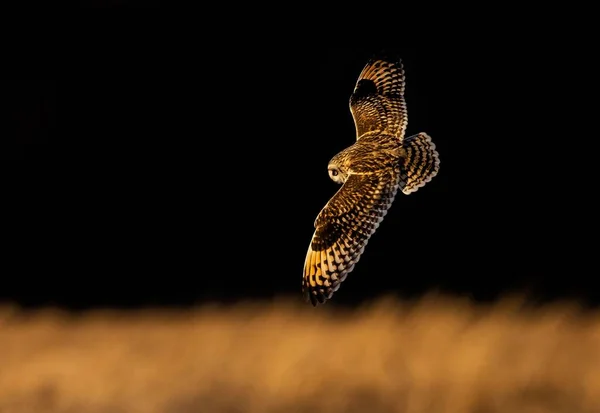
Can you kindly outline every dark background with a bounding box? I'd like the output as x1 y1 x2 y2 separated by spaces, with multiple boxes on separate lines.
4 38 598 310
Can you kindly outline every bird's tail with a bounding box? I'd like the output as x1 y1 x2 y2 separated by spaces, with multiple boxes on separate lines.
399 132 440 194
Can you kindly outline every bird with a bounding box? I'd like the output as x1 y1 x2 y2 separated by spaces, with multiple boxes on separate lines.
302 51 440 306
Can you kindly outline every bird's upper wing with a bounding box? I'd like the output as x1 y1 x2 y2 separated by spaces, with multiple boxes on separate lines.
303 170 400 306
349 52 407 141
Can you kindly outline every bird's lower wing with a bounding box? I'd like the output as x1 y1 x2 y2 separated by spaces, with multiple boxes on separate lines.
303 171 400 306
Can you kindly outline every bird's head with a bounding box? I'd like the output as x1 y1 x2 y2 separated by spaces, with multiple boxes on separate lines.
327 153 349 184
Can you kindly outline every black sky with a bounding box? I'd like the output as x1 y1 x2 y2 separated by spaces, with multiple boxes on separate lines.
4 39 599 310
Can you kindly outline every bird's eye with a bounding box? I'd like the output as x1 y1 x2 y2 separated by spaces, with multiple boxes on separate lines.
330 169 338 177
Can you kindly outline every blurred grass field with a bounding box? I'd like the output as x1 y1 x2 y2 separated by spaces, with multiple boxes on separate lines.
1 294 599 413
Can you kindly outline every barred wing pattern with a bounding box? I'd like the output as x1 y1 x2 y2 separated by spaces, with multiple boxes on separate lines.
400 132 440 195
349 53 408 140
303 171 400 306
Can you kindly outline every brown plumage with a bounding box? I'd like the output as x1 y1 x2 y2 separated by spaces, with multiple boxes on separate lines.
302 52 440 306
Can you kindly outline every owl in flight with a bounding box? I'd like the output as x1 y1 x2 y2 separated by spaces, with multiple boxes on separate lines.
302 51 440 306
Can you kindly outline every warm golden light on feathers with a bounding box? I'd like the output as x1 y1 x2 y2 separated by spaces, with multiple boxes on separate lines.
302 52 440 306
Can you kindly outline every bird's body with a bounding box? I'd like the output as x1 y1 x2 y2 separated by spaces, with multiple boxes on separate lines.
302 51 440 306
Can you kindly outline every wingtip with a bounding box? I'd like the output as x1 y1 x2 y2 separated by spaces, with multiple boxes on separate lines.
303 288 318 307
303 287 328 307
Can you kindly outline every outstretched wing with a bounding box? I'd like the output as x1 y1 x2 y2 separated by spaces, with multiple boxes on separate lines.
303 170 400 306
349 52 407 141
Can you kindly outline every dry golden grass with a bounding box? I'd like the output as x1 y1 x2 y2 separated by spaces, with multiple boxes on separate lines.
1 294 599 413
